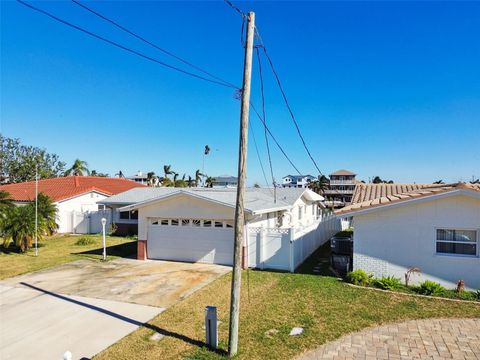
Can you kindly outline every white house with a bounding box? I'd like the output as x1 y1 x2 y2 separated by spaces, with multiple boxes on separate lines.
0 176 145 233
336 183 480 290
100 187 341 271
282 175 316 188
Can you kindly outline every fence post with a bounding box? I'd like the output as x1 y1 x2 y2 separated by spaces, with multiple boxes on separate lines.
259 228 265 270
289 228 295 273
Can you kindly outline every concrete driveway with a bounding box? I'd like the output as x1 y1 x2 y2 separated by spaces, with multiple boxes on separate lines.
0 258 230 360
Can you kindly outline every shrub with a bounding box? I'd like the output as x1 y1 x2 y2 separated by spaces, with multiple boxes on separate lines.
374 276 402 290
417 280 445 296
75 236 97 246
346 269 372 286
474 290 480 301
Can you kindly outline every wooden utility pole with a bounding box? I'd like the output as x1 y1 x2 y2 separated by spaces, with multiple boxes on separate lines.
228 10 255 358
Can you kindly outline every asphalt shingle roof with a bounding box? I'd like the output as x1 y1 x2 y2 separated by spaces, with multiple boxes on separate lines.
100 187 321 214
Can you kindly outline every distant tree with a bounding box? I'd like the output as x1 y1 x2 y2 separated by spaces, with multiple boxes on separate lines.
195 169 204 187
65 159 89 176
204 145 211 155
470 178 480 184
187 176 195 187
115 170 125 178
147 172 159 187
163 165 174 180
253 183 261 188
372 176 394 184
0 135 66 184
433 180 445 184
90 170 108 177
205 176 215 188
309 175 329 194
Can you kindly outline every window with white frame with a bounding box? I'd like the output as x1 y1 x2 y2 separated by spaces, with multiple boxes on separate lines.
436 229 477 256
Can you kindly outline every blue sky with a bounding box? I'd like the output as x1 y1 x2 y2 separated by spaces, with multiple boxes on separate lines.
1 1 479 184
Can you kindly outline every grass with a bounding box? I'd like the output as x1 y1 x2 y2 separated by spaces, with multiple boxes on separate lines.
94 243 480 360
0 234 136 280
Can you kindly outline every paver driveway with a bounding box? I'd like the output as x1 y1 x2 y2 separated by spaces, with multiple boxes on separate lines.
0 258 230 360
297 318 480 360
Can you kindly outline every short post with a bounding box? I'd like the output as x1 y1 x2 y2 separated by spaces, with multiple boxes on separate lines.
101 217 107 261
63 351 72 360
205 306 218 349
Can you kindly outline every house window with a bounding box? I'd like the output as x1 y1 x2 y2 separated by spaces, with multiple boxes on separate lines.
436 229 477 256
119 211 130 220
160 219 169 225
130 211 138 220
225 221 233 228
192 219 201 227
203 220 212 227
171 219 179 226
214 221 223 228
182 219 190 226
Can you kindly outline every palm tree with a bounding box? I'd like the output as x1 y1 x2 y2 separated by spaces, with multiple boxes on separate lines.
308 175 329 195
2 205 37 251
36 193 58 235
195 169 204 187
115 170 125 178
65 159 89 176
470 178 479 184
163 165 174 179
205 176 215 188
0 190 14 214
147 172 158 187
187 176 195 187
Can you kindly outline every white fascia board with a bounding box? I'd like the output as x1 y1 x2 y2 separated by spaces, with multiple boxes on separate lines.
336 189 479 218
251 206 291 215
118 190 254 214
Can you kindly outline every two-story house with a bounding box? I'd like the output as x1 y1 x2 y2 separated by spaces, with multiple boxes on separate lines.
323 169 357 207
282 175 316 188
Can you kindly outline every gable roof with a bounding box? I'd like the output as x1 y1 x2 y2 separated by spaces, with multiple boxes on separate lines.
352 183 432 204
336 182 480 216
329 169 356 176
101 187 324 215
0 176 146 203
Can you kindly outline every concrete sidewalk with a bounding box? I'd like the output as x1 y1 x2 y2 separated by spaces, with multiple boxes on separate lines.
0 283 163 360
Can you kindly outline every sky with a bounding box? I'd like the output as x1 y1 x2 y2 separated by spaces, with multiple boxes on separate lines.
1 0 479 185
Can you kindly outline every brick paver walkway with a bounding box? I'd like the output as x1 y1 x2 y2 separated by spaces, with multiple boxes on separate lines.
297 318 480 360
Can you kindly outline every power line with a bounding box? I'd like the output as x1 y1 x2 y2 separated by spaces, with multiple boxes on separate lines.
71 0 238 89
250 102 302 175
255 27 325 177
17 0 238 89
223 0 246 18
255 47 276 190
249 121 272 191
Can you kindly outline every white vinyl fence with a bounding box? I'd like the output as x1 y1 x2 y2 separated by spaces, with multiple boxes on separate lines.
247 214 342 272
57 210 112 234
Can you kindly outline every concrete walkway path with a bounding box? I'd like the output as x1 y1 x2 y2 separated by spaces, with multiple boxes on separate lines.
297 318 480 360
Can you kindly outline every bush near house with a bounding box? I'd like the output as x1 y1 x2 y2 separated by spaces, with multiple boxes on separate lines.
75 236 97 246
346 269 372 286
374 276 402 290
416 280 446 296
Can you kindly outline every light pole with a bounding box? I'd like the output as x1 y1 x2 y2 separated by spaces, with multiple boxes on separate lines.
101 217 107 261
34 164 38 257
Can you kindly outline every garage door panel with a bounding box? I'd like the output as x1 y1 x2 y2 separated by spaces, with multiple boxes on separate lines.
147 225 234 265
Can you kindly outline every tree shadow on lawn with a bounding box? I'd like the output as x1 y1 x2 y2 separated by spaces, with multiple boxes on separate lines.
72 241 137 260
20 282 228 357
0 243 46 255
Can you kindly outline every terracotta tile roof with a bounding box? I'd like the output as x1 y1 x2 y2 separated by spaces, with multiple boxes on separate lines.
352 183 432 204
329 169 356 176
0 176 146 202
336 182 480 216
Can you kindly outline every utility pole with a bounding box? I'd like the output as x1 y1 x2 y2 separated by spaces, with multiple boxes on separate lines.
228 10 255 357
34 164 38 256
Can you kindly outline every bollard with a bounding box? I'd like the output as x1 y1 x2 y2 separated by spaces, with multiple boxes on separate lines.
205 306 218 349
63 351 72 360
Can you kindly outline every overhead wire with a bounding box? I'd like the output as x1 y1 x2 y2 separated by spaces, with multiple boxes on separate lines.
71 0 238 89
16 0 238 89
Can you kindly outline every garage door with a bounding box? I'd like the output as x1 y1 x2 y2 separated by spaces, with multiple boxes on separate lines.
147 219 234 265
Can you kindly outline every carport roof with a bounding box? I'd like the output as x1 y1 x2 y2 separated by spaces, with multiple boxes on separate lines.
100 187 324 214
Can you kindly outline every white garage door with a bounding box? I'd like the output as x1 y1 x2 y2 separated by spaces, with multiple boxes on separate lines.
147 219 234 265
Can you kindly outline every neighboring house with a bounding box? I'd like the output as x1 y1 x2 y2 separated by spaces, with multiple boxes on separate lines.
100 187 342 271
212 175 238 187
0 176 145 233
336 182 480 290
282 175 316 188
126 171 149 185
323 169 357 207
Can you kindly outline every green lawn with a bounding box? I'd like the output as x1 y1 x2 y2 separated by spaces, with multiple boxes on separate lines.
95 243 480 360
0 234 136 280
